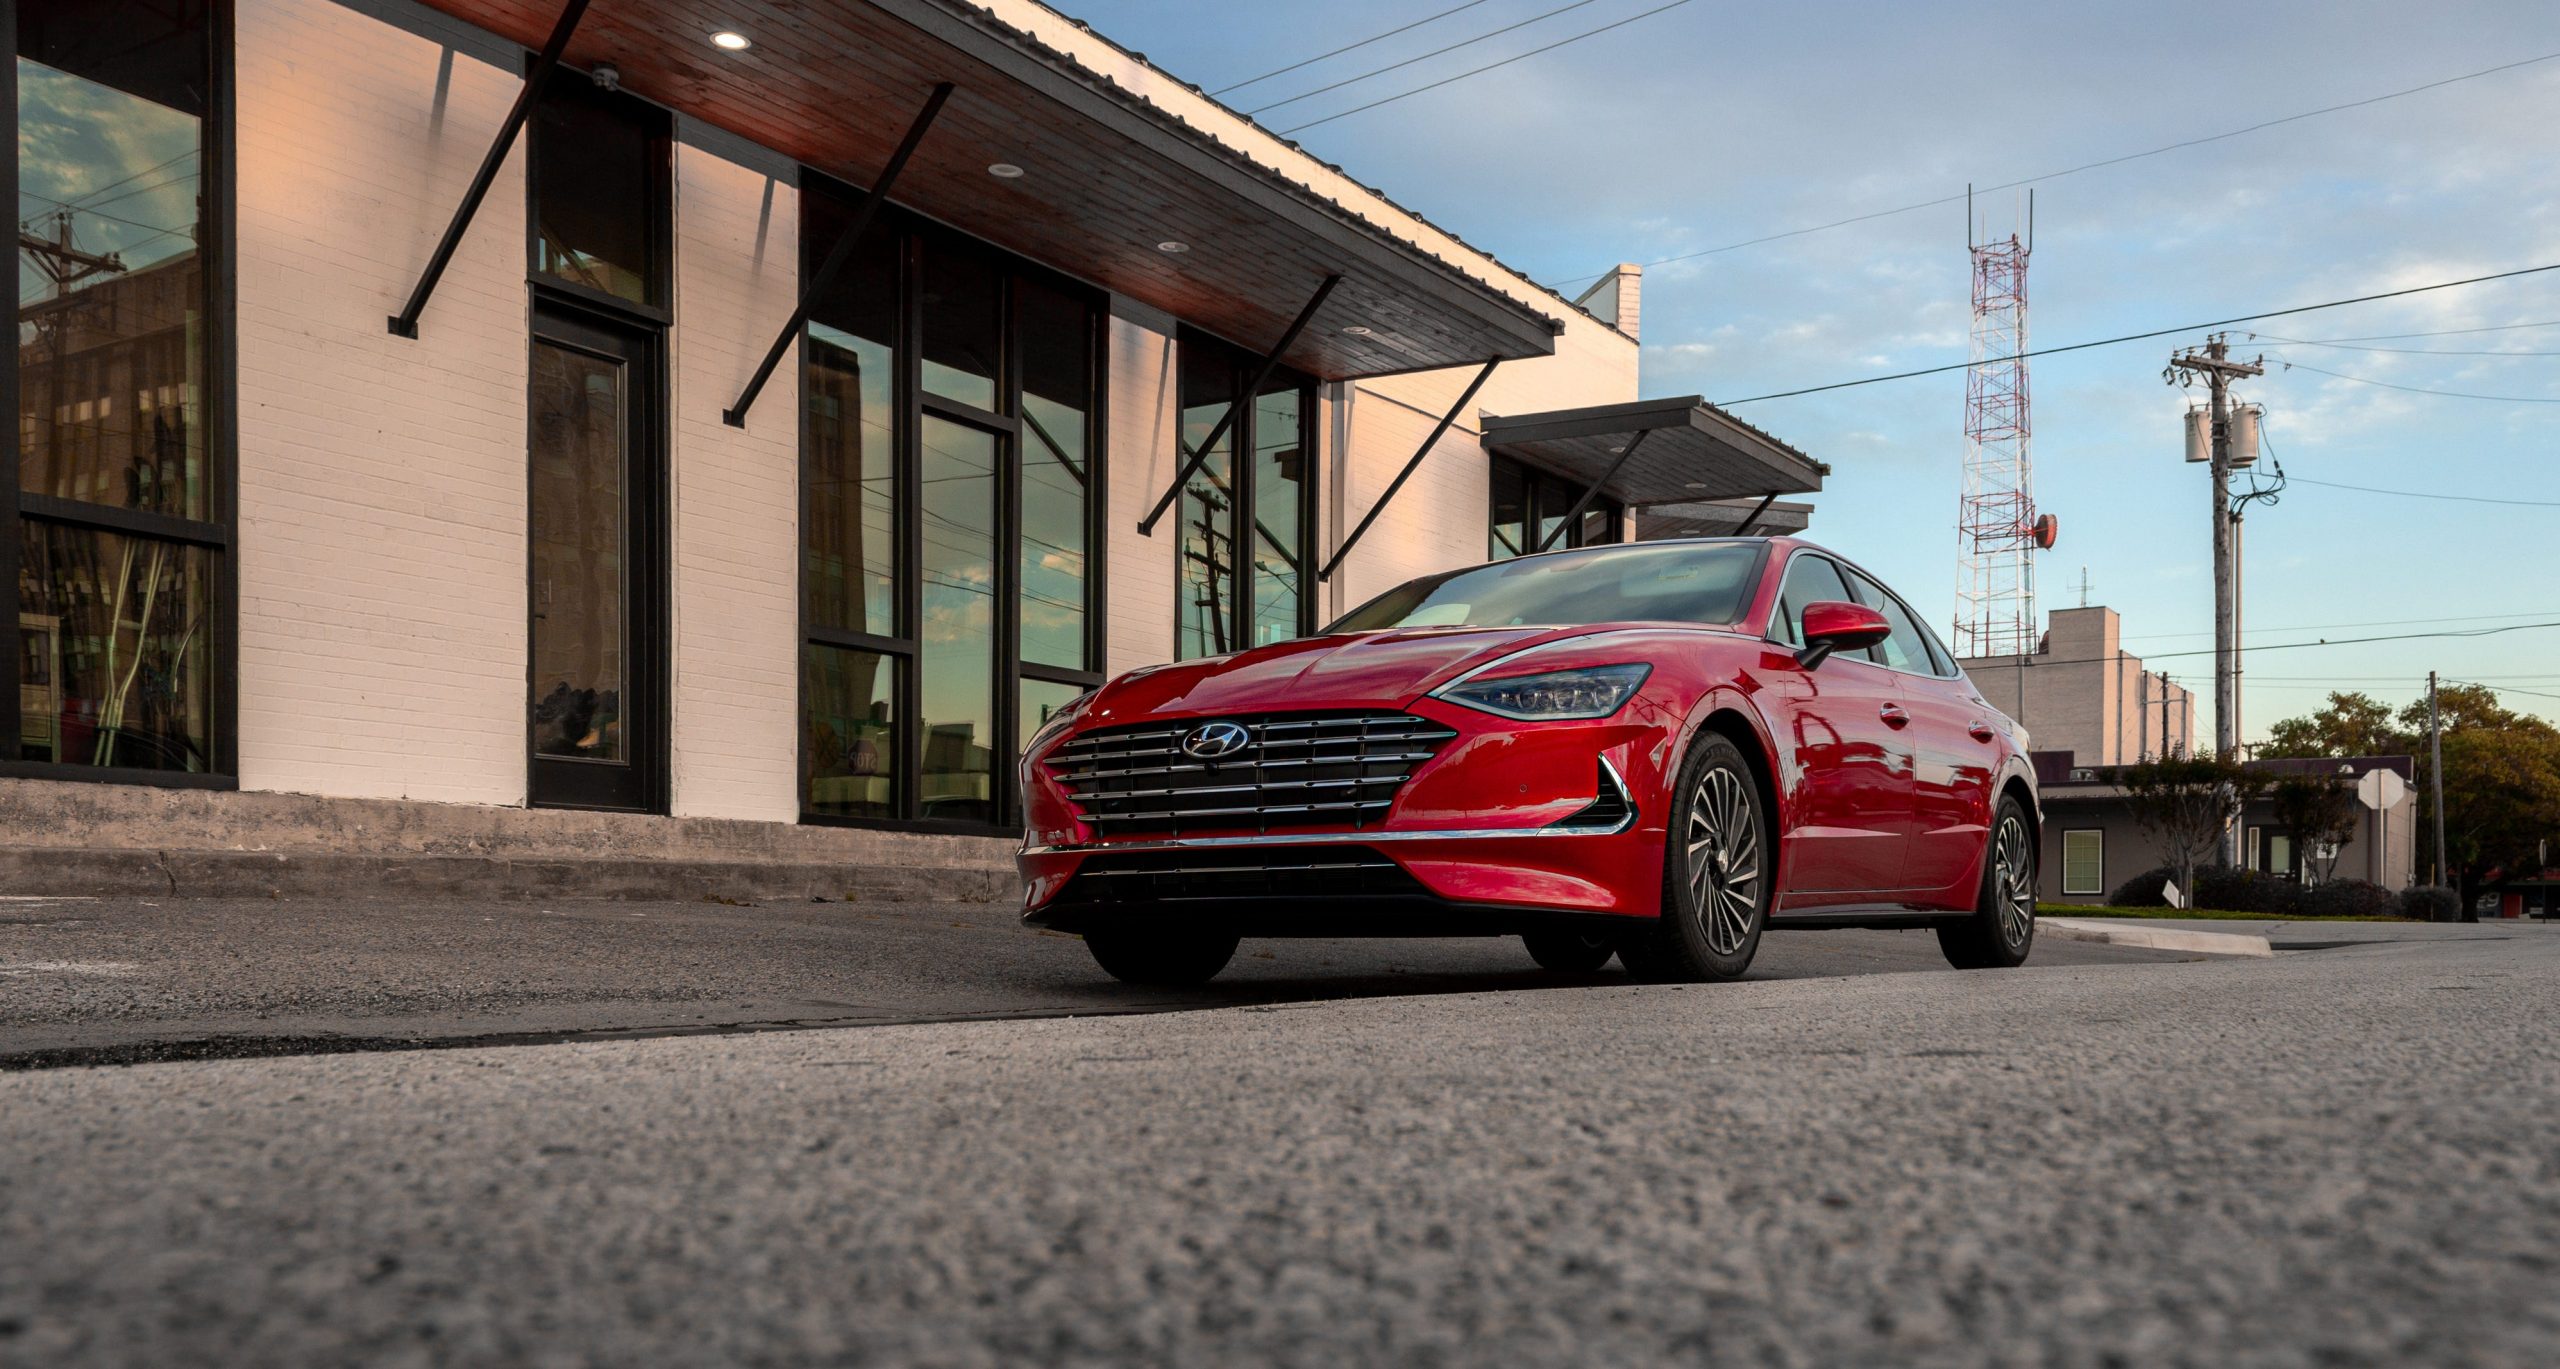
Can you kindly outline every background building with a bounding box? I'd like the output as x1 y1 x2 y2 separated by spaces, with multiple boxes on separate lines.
2035 754 2417 904
1958 605 2194 765
0 0 1822 897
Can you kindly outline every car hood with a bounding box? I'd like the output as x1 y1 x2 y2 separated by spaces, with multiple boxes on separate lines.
1079 626 1601 726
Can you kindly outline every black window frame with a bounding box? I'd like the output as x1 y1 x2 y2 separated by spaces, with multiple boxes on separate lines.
1486 453 1620 561
1172 327 1318 661
521 68 673 815
795 181 1108 837
1 0 238 790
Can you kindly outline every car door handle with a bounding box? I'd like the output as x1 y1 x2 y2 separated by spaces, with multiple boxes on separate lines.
1879 703 1910 728
1968 720 1998 742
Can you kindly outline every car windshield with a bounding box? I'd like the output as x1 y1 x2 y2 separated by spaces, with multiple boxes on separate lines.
1327 542 1764 633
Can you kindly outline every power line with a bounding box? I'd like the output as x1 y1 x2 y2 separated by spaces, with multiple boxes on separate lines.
1251 0 1605 117
2276 360 2560 403
1976 618 2560 670
2124 608 2560 643
2249 331 2560 356
1713 260 2560 407
1212 0 1497 96
1279 0 1696 135
1543 49 2560 289
2254 319 2560 344
2284 474 2560 507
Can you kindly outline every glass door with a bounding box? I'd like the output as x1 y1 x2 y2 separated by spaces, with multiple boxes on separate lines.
527 306 664 811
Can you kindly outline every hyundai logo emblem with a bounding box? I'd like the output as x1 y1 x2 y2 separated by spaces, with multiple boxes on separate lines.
1182 721 1251 760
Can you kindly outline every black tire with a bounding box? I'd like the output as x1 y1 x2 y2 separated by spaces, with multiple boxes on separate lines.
1620 732 1770 983
1084 926 1241 986
1938 794 2037 969
1522 931 1617 973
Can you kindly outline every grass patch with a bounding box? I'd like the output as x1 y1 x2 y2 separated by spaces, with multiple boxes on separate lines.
2039 903 2408 923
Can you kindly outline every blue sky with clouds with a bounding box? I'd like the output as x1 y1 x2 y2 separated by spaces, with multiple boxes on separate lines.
1062 0 2560 741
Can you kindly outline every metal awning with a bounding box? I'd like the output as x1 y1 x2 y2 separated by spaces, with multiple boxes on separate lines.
409 0 1561 379
1480 396 1826 508
1636 498 1815 541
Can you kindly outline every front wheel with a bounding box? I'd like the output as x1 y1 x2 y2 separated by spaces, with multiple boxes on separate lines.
1938 796 2037 969
1620 732 1769 983
1084 926 1240 986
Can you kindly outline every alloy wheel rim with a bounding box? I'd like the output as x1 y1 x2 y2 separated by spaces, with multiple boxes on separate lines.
1994 814 2034 947
1686 765 1761 957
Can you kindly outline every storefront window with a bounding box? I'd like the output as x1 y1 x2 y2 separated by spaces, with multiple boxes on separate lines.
1176 332 1314 660
1486 455 1619 561
529 75 664 307
797 194 1099 829
8 0 225 776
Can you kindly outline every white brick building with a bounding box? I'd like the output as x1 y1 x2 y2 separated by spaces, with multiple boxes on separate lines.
1 0 1820 893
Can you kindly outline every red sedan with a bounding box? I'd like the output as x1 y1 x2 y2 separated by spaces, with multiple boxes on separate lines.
1018 538 2039 985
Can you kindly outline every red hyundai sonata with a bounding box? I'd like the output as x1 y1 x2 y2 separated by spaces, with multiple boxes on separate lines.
1018 537 2039 985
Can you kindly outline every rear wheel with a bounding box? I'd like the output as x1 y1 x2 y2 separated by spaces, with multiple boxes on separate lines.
1938 795 2036 969
1084 926 1240 986
1522 931 1616 973
1621 732 1769 983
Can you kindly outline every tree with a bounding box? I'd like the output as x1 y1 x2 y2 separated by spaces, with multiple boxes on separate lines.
2393 685 2560 908
2260 691 2408 760
2118 753 2265 905
2268 773 2360 884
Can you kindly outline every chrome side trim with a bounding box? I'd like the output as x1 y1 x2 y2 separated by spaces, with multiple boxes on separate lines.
1023 755 1640 856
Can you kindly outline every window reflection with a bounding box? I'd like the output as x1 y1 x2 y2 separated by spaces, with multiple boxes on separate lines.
18 521 211 769
528 343 627 763
804 222 899 639
529 77 661 306
1018 280 1090 672
1176 344 1238 660
919 418 996 823
920 242 1000 410
802 644 896 819
16 7 209 520
1251 386 1305 647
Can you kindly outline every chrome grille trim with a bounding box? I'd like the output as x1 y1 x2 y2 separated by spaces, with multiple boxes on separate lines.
1047 711 1460 836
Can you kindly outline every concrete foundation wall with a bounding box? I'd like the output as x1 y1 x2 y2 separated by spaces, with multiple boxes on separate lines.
234 0 532 806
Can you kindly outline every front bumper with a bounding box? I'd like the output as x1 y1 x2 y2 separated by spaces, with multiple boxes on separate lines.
1018 702 1671 932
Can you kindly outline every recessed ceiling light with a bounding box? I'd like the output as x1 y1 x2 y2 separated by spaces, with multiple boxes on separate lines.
1683 481 1709 489
987 163 1024 179
1156 240 1189 254
1341 325 1372 336
710 31 752 51
1608 446 1627 454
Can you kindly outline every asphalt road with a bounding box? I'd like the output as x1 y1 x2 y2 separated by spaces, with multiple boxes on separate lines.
0 894 2185 1064
3 934 2551 1366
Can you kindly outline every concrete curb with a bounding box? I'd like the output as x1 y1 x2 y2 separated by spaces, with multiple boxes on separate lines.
2040 917 2274 958
0 848 1017 904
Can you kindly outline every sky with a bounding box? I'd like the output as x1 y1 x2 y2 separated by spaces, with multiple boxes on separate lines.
1059 0 2560 744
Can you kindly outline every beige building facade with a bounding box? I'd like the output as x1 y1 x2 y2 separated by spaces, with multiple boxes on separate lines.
1957 605 2195 767
2 0 1820 895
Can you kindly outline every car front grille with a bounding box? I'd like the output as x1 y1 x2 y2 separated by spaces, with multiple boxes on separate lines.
1048 712 1459 835
1055 847 1429 904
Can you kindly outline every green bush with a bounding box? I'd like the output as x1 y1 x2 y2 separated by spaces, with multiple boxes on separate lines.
2296 879 2399 919
2109 866 2173 908
2399 885 2462 922
2192 866 2304 916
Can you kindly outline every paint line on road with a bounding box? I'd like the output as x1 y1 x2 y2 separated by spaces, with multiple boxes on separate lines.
2040 918 2273 958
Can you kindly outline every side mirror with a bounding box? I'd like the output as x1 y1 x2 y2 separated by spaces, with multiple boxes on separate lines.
1797 600 1890 669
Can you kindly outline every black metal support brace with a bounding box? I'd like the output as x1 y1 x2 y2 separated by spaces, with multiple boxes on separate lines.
1729 491 1779 537
1136 273 1343 536
1533 428 1650 554
388 0 590 339
723 82 956 428
1316 357 1499 582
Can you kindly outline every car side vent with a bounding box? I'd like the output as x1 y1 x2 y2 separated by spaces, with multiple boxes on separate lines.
1548 759 1635 832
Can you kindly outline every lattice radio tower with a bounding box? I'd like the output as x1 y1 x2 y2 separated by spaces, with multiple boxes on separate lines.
1952 191 2049 658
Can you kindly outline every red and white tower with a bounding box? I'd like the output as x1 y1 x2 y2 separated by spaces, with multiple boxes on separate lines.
1952 211 2048 658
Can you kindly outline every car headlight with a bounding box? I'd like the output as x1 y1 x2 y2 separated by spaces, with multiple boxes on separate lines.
1434 663 1651 721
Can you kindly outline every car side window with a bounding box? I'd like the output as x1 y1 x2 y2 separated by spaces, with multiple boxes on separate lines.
1771 553 1855 646
1845 568 1936 674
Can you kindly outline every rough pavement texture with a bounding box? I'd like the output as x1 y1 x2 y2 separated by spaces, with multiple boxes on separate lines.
0 895 2181 1059
4 938 2552 1366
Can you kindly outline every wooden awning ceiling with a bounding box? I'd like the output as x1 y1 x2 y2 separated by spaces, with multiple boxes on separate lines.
1637 498 1815 541
1480 396 1826 507
418 0 1562 380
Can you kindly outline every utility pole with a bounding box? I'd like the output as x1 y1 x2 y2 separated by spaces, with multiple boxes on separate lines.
2428 671 2448 890
2167 334 2263 864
